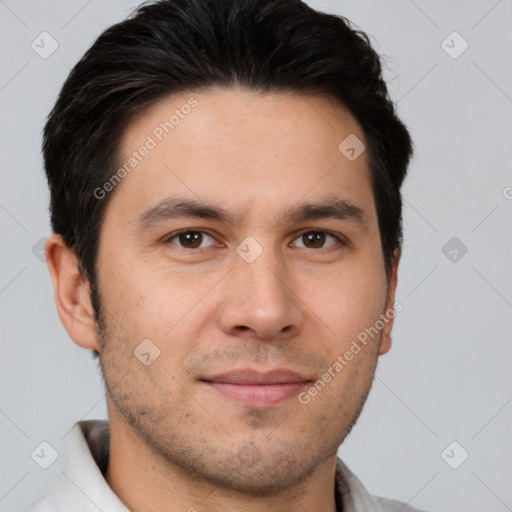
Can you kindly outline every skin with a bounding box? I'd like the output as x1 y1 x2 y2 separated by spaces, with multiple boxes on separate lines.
46 86 400 512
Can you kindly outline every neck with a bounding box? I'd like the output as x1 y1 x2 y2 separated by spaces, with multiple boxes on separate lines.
104 406 339 512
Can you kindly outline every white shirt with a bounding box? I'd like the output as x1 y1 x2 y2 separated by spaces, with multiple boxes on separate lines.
25 420 426 512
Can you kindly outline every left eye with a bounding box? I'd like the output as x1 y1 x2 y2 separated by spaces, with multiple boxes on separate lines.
291 230 343 249
165 230 217 249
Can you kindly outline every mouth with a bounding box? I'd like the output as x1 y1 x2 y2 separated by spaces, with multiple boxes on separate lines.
200 369 312 407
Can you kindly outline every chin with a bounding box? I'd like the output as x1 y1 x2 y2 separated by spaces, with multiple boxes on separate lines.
177 438 330 496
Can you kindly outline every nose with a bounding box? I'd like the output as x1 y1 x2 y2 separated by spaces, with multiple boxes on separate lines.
217 247 304 342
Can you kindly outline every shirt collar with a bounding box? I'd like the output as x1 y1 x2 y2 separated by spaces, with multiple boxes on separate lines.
35 419 388 512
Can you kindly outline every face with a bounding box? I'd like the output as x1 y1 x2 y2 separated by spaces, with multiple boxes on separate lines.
93 87 398 494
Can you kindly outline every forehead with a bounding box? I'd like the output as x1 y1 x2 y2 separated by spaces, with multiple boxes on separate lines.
124 86 364 152
106 86 376 228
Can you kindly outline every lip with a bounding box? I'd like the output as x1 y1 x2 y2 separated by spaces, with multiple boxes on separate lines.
200 369 311 407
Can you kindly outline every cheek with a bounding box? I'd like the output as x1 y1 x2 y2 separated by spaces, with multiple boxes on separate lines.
305 264 387 345
99 265 214 355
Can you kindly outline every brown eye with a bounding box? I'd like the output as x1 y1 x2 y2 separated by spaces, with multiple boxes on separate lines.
303 231 325 248
292 230 343 249
166 230 216 249
179 231 202 248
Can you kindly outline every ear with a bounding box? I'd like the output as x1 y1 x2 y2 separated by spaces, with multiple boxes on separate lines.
45 234 99 350
378 248 401 356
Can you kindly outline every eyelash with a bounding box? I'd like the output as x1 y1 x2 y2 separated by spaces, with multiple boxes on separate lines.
163 229 349 252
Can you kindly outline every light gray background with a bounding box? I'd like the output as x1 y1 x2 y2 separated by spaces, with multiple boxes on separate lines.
1 1 511 511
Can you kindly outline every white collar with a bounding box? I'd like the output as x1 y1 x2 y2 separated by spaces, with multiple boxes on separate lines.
26 420 422 512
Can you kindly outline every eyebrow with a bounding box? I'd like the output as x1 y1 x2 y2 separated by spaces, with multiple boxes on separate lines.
133 194 369 232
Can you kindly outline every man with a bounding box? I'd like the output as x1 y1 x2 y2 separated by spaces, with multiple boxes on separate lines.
27 0 422 510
